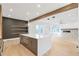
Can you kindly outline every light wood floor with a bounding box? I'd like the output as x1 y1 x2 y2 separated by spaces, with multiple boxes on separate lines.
2 37 79 56
2 44 35 56
44 37 79 56
2 38 35 56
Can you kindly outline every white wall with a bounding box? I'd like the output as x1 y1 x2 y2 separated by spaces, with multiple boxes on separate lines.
28 8 78 35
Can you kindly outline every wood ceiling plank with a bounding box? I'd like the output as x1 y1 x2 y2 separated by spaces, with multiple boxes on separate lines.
29 3 78 22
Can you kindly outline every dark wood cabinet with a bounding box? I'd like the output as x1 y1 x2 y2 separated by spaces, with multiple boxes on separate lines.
2 17 28 39
20 35 37 55
0 5 3 55
0 5 2 39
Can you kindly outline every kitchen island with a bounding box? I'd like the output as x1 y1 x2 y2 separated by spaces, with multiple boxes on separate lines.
20 34 52 56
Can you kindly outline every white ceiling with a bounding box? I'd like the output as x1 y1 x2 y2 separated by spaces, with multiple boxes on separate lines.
2 3 70 21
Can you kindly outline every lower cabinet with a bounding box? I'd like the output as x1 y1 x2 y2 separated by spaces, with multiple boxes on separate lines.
20 35 37 55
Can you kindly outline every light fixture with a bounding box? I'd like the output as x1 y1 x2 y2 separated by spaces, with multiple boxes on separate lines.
52 16 55 18
9 8 13 12
47 18 49 20
26 12 30 15
37 4 41 8
36 12 40 15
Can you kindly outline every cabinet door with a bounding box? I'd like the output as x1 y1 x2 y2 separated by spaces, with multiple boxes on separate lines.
20 36 37 55
31 39 37 55
23 37 37 55
20 36 32 49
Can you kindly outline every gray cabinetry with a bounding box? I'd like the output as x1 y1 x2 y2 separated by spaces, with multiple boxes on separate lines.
20 35 37 55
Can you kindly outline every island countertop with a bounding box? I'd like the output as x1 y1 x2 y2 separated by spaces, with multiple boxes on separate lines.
20 34 50 39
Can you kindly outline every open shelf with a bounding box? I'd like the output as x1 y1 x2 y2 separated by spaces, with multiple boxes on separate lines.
11 29 27 31
11 25 28 28
12 32 27 35
3 17 28 39
10 26 28 36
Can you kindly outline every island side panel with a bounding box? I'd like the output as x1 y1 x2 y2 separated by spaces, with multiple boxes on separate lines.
38 36 52 56
20 35 37 55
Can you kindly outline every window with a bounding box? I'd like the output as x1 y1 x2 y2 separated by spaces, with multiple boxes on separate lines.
35 24 44 38
51 24 62 36
35 24 43 34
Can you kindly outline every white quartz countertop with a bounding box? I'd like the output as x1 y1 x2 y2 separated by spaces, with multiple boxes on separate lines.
20 34 37 39
20 34 50 39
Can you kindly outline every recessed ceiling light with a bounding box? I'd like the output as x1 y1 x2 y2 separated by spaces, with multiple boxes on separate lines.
9 8 13 12
36 12 40 15
37 4 41 8
26 12 30 15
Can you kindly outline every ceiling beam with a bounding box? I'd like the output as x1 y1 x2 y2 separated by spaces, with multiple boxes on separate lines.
29 3 78 22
